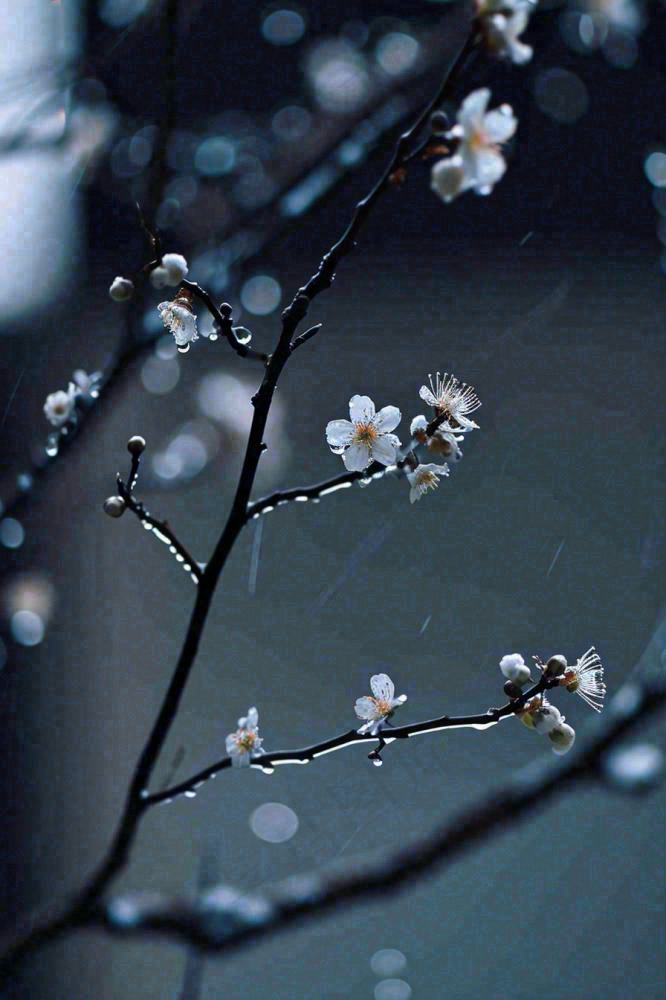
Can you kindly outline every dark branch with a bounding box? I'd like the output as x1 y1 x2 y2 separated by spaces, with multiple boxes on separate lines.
181 282 269 362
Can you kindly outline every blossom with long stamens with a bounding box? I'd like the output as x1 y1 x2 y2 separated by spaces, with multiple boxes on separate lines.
326 395 401 472
418 372 481 431
431 89 517 202
225 707 263 766
406 463 449 503
560 647 606 712
355 674 407 735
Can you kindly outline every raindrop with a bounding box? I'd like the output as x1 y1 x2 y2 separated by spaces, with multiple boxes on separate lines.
261 766 275 775
0 518 25 549
209 331 219 341
169 546 177 554
372 756 383 767
603 743 663 791
45 442 59 457
250 802 299 843
177 344 190 354
184 790 197 799
175 554 185 562
10 610 45 646
371 950 407 978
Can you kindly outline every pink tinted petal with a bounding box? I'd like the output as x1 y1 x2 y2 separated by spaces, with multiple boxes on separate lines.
342 442 371 471
349 394 376 423
373 405 401 433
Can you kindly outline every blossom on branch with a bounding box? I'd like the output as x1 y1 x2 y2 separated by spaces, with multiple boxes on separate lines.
150 253 189 289
560 647 606 712
431 89 517 203
109 276 134 302
225 707 263 767
43 383 78 426
410 415 464 462
499 653 532 686
418 372 481 431
406 463 450 503
355 673 407 735
157 290 199 352
326 395 401 472
476 0 534 65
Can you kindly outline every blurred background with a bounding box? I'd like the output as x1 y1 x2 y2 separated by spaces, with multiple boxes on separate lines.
0 0 665 997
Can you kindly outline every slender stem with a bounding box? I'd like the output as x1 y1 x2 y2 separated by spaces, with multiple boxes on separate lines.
181 282 269 362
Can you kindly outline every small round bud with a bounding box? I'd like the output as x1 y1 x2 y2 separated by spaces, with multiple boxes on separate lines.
548 723 576 755
103 496 126 518
545 654 568 678
533 703 564 735
430 110 448 135
220 302 233 319
503 680 524 700
499 653 532 686
109 277 134 302
127 435 146 456
150 266 170 289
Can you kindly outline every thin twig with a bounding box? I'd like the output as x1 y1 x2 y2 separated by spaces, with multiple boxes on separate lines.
181 282 269 362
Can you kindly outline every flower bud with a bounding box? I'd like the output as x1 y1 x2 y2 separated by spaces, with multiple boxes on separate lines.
548 723 576 755
503 680 523 700
430 110 449 135
499 653 531 686
109 277 134 302
127 435 146 456
545 654 567 678
103 496 126 518
533 703 564 735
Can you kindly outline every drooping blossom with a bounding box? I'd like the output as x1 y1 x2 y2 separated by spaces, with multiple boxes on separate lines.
406 463 449 503
326 395 401 472
355 674 407 735
560 647 606 712
476 0 534 65
419 372 481 431
158 290 199 351
225 707 263 766
431 89 517 202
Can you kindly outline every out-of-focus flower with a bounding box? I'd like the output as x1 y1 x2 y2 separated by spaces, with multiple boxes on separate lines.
72 369 102 396
548 722 576 755
406 462 449 503
151 253 189 289
326 395 401 472
499 653 532 686
109 276 134 301
431 89 517 202
158 291 199 351
419 372 481 431
355 673 407 735
583 0 641 32
225 707 263 766
476 0 534 64
43 383 77 426
560 647 606 712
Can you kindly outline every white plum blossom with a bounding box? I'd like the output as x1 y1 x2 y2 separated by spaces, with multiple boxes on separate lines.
72 369 102 397
532 701 565 735
43 383 78 426
406 463 449 503
499 653 532 686
225 707 263 766
560 647 606 712
355 674 407 735
476 0 534 65
109 276 134 301
150 253 189 288
548 722 576 755
326 395 401 472
158 293 199 351
431 89 517 203
410 415 464 462
419 372 481 431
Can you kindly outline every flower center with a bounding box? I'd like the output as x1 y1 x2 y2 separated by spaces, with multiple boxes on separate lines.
373 698 392 716
353 422 378 447
417 471 439 491
237 731 257 751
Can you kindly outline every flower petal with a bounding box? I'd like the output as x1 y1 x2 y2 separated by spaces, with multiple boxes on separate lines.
326 419 355 450
342 442 371 471
472 148 506 188
370 673 395 701
431 157 467 203
458 88 490 130
246 707 258 729
355 696 377 721
483 107 517 144
349 394 376 423
373 405 401 433
370 433 399 466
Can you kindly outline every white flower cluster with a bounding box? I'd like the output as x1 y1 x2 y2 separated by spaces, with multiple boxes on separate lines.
325 372 480 504
500 647 606 755
476 0 534 65
225 707 263 766
149 253 189 290
431 89 517 204
43 369 102 427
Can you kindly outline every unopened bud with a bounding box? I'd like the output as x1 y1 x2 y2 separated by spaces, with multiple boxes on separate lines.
127 435 146 456
548 723 576 755
103 496 126 518
503 680 524 700
545 654 568 678
109 277 134 302
499 653 532 686
430 110 448 135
